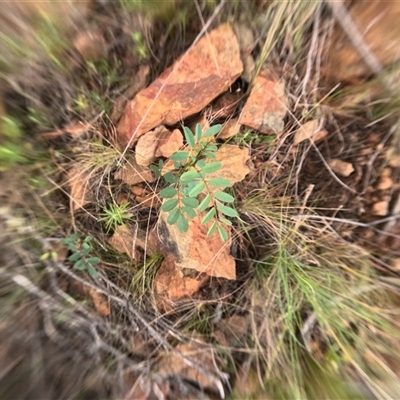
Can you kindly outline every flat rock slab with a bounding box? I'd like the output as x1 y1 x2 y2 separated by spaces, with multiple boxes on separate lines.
117 23 243 148
239 72 287 134
154 211 236 280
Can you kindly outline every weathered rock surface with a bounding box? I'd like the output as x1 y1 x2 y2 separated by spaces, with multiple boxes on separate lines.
239 71 287 134
117 24 243 148
155 128 183 158
114 156 155 185
206 144 251 186
154 211 236 280
218 118 241 139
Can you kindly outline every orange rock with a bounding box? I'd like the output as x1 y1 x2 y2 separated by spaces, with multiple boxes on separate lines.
114 156 155 185
218 118 241 139
205 144 250 186
135 128 160 167
155 211 236 280
239 71 287 134
155 128 183 158
67 165 92 211
154 256 209 307
108 224 138 260
210 91 241 118
117 24 243 148
131 186 160 208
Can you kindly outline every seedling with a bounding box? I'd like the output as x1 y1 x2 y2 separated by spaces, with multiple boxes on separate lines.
60 233 100 277
152 123 238 242
99 202 131 233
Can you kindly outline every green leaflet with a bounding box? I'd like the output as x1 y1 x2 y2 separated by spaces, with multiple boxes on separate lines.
182 206 196 219
161 198 178 212
217 204 238 217
170 151 189 161
181 197 199 208
209 177 231 188
195 123 202 141
159 186 177 198
183 126 195 148
207 221 217 237
220 218 232 226
217 226 228 242
180 169 201 182
201 207 216 224
203 124 222 137
177 213 189 232
198 193 211 211
167 208 181 225
189 181 205 197
201 161 221 174
214 191 234 202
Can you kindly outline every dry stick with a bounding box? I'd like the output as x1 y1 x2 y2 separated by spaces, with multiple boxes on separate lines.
310 138 358 194
301 3 321 104
46 254 228 394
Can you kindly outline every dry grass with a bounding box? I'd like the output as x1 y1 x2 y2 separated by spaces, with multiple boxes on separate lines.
1 0 400 399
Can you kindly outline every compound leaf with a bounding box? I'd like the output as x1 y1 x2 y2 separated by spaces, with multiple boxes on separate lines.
217 204 238 217
161 198 178 212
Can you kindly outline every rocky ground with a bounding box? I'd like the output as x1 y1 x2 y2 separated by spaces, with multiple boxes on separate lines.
1 1 400 399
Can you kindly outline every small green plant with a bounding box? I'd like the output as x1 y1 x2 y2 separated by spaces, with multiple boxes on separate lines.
0 116 28 170
60 233 100 277
131 31 148 61
151 123 238 242
99 202 131 233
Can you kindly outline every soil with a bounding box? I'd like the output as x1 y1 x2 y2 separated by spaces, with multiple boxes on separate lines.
1 1 400 399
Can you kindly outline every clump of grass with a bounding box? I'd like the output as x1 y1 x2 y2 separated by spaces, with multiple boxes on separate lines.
236 191 400 399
